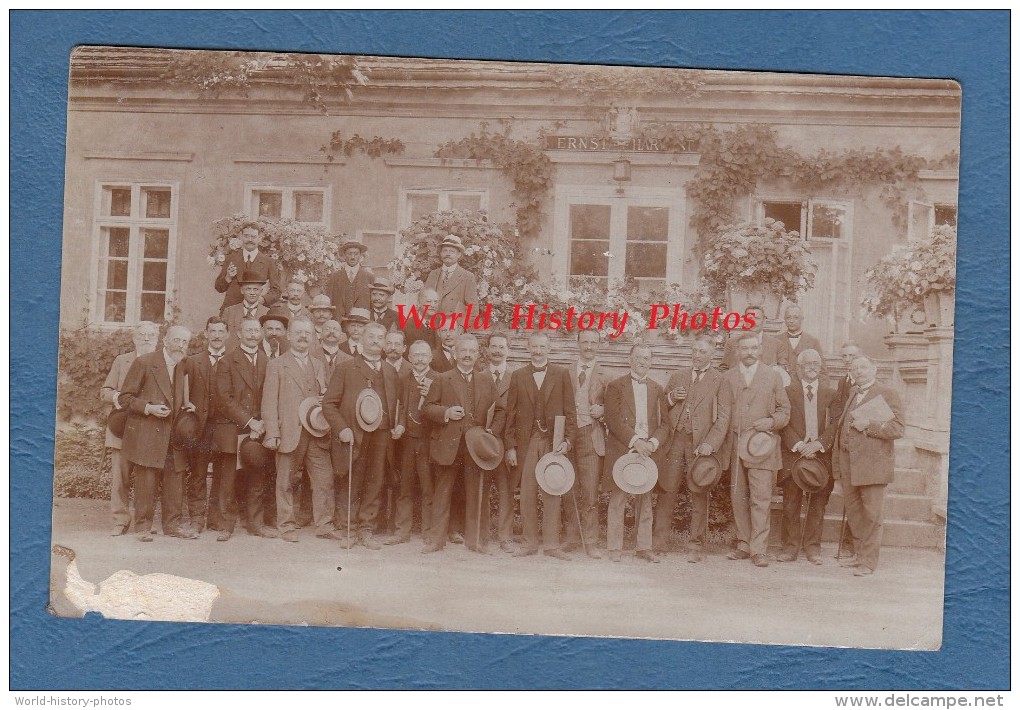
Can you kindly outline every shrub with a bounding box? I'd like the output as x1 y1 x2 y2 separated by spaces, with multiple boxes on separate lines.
53 424 111 500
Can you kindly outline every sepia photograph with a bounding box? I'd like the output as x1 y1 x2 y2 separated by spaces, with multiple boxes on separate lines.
49 46 961 650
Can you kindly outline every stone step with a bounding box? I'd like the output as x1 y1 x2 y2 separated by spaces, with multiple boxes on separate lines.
826 490 933 522
889 467 927 495
766 511 945 549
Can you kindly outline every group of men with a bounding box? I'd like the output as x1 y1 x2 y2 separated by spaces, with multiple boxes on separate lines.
101 228 903 576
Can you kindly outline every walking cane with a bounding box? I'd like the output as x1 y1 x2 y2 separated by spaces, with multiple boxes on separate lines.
476 473 485 552
347 441 354 550
835 504 847 560
571 487 588 556
798 491 812 559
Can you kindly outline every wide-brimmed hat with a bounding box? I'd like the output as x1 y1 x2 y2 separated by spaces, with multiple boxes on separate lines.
298 396 330 438
792 456 830 494
355 388 384 431
590 421 606 457
107 409 128 438
464 426 504 471
259 306 290 330
369 277 395 295
687 453 723 494
738 430 778 466
172 410 203 450
308 294 335 312
239 436 273 470
341 307 370 325
339 240 368 254
439 234 466 253
612 451 658 495
535 452 575 496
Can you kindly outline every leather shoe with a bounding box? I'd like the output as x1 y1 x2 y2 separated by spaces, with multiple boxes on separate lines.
752 554 769 568
316 529 346 541
727 549 751 561
687 550 705 563
543 548 570 561
635 550 660 564
586 547 603 560
360 534 382 551
561 542 581 553
216 530 232 542
281 530 299 543
839 556 861 568
853 566 874 576
806 553 823 565
421 543 442 554
167 528 198 540
513 547 538 558
111 525 128 537
608 550 622 562
384 535 410 546
137 532 154 543
449 532 465 545
499 541 515 554
470 545 494 556
777 551 797 563
248 527 277 539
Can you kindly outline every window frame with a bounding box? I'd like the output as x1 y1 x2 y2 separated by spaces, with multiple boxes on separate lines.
244 183 332 228
398 188 489 229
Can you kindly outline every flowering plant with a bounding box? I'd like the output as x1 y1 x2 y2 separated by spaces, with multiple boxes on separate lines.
388 210 536 325
860 225 957 319
208 214 345 286
701 219 817 304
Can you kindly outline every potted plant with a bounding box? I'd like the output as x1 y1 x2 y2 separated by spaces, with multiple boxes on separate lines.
701 218 817 318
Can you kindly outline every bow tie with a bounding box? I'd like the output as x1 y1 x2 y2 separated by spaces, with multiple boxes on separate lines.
632 376 647 385
532 364 547 373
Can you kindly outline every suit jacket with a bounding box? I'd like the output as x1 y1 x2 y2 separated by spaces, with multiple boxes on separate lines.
101 351 138 447
661 366 731 489
325 266 373 319
830 373 856 423
479 363 516 438
215 250 281 314
423 368 502 466
571 362 610 445
423 264 478 313
262 350 328 454
397 367 439 440
213 347 268 453
602 373 672 489
321 356 399 453
832 383 904 487
282 305 313 323
775 330 827 381
117 351 188 471
722 363 792 472
369 307 399 331
504 364 577 454
779 379 836 481
179 350 223 434
402 322 439 353
311 344 353 383
721 331 784 370
222 301 268 350
432 347 456 374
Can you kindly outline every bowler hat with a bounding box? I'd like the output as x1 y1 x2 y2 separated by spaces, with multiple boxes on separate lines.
612 451 659 495
298 396 330 438
738 430 778 466
534 452 575 496
341 307 370 325
354 388 384 432
107 409 128 439
687 453 723 494
369 277 395 295
439 234 466 253
239 437 273 470
259 306 290 330
309 294 335 312
465 426 504 471
237 264 268 286
339 240 368 254
791 456 830 494
172 410 203 450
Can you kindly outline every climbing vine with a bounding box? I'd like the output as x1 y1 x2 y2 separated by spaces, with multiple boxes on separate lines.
320 131 405 163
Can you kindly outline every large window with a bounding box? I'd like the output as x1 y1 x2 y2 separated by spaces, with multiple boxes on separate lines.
399 188 488 228
359 230 398 279
93 183 177 325
246 185 330 227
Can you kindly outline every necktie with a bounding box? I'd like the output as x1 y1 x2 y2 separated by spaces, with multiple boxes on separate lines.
326 353 335 368
461 371 472 383
693 369 704 385
632 376 646 385
491 369 501 385
245 351 257 368
244 306 255 318
271 346 279 359
578 366 587 387
806 384 814 401
210 352 223 367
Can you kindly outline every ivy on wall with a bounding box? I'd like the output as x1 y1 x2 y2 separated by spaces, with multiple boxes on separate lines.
320 131 405 163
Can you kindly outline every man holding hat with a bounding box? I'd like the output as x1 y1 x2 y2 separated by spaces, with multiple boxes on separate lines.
423 234 478 314
339 307 370 358
368 277 399 331
504 331 577 560
262 317 339 542
222 274 269 350
422 333 502 554
656 333 731 562
214 221 281 315
722 331 791 567
326 240 373 321
604 343 671 563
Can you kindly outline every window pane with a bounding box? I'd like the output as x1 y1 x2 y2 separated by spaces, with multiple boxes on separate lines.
103 292 127 323
570 204 611 240
811 203 847 240
409 194 440 222
448 194 482 212
763 202 804 234
935 205 957 227
257 191 283 218
143 188 171 218
140 293 166 322
107 188 131 217
362 232 396 269
625 243 668 278
294 192 324 222
626 206 668 242
570 240 609 278
142 261 167 291
105 260 128 290
103 227 130 258
143 229 169 258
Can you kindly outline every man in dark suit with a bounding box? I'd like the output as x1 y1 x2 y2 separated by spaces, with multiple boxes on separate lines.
832 356 905 576
117 325 198 542
325 240 373 321
505 331 576 560
604 343 671 563
422 234 478 314
368 277 399 331
722 331 791 568
321 321 400 550
775 304 827 382
422 333 502 554
215 222 281 314
179 317 229 533
431 326 459 374
655 334 731 561
778 348 837 564
720 306 785 371
338 308 369 358
830 341 863 419
213 317 278 541
402 287 440 353
222 277 269 350
479 331 519 553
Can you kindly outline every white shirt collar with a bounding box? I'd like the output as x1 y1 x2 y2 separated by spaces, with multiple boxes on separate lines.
242 248 258 261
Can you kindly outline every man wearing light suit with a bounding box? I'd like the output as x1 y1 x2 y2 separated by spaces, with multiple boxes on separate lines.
214 223 281 314
262 317 341 542
832 356 904 576
654 334 731 561
422 234 478 314
722 331 791 567
478 331 518 552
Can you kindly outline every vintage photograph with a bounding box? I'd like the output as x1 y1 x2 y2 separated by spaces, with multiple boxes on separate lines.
51 47 960 648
